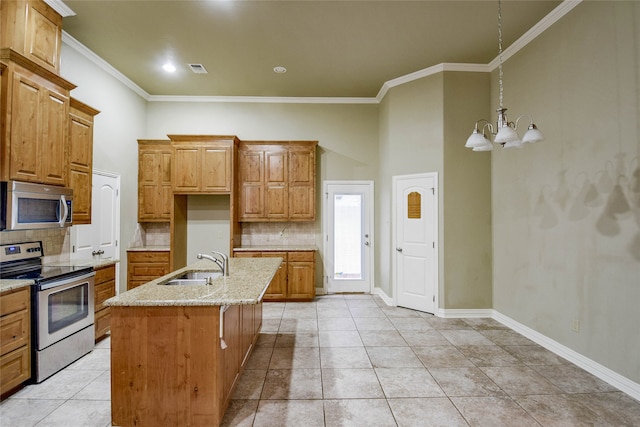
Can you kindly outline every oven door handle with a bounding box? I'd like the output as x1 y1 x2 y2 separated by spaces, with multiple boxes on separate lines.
38 271 95 291
59 195 69 227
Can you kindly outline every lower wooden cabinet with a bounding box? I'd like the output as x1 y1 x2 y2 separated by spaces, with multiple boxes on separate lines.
233 250 315 301
126 250 171 290
94 264 116 341
0 287 31 397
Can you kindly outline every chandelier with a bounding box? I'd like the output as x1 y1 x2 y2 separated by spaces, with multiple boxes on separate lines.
465 0 544 151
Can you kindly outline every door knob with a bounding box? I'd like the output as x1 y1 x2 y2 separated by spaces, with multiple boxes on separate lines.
396 247 403 252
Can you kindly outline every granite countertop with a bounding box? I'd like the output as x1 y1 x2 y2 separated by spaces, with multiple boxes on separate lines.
0 279 33 293
234 245 317 252
127 246 170 252
45 258 120 269
1 258 120 293
104 257 282 307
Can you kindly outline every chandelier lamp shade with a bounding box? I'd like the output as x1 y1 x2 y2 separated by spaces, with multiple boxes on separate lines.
466 0 544 152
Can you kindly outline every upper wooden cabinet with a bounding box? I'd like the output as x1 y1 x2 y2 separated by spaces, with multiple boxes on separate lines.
238 141 317 222
138 140 172 222
0 0 63 74
68 98 99 225
169 135 238 194
0 50 76 185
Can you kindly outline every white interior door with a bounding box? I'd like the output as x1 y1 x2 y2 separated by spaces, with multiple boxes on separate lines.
72 171 120 261
324 181 374 294
394 173 437 313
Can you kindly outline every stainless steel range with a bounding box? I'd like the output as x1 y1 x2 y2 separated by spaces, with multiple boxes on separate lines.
0 241 95 383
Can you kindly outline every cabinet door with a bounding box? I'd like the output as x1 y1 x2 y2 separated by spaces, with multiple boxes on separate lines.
288 147 315 220
8 71 42 183
173 146 201 192
261 252 287 300
287 252 315 300
239 149 265 219
222 305 241 401
265 150 288 219
40 88 68 186
139 147 172 221
24 0 63 73
68 109 94 224
202 145 232 192
138 150 160 221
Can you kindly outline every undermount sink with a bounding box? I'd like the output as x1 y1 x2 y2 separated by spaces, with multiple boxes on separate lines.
163 271 223 286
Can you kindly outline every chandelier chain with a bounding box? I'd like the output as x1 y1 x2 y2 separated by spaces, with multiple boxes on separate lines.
497 0 504 109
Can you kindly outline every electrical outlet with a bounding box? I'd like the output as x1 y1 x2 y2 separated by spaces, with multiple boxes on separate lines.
572 319 580 333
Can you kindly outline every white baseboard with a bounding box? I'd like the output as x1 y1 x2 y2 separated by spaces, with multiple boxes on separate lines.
437 308 494 318
372 287 393 306
493 310 640 402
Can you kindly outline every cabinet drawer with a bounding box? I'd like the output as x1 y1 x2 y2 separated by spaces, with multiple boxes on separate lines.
129 264 168 278
233 251 261 258
260 252 287 260
0 345 30 395
0 309 30 355
0 288 30 317
128 251 170 263
287 251 314 262
95 280 116 310
94 265 116 284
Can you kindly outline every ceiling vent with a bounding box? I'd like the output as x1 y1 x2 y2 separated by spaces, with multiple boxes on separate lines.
188 64 208 74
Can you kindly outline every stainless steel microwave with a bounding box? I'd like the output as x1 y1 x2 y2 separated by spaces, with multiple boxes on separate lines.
1 181 73 231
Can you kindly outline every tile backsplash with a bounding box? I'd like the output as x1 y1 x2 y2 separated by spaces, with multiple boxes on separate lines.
0 228 70 263
240 222 318 246
129 223 171 248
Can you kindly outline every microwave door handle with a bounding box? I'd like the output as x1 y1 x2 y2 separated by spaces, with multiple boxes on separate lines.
59 195 69 227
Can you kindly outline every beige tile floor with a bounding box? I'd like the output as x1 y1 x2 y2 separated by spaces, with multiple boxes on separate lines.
2 294 639 426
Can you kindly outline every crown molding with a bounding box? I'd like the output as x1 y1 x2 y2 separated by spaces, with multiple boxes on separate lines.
376 63 490 102
62 0 580 105
62 31 151 101
488 0 582 70
147 95 378 104
44 0 75 17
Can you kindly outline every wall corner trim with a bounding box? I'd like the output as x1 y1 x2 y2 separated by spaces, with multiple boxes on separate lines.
372 287 393 306
493 310 640 401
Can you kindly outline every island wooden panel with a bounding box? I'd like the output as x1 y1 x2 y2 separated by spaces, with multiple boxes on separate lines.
110 302 262 427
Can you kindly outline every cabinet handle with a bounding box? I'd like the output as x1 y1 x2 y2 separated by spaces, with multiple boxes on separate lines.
219 306 228 350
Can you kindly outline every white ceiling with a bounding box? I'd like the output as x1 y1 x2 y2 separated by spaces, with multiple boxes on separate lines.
59 0 563 99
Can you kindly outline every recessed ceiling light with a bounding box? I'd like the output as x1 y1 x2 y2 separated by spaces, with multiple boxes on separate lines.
273 66 287 74
162 63 176 73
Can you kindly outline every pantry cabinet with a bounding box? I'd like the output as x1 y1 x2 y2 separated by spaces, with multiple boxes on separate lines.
138 140 173 222
233 250 315 301
0 0 63 74
68 98 99 224
0 287 31 397
238 141 317 222
94 264 116 341
169 135 238 194
0 49 75 185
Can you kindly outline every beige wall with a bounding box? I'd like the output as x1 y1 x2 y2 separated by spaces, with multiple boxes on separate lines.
377 75 444 297
443 72 492 309
491 2 640 383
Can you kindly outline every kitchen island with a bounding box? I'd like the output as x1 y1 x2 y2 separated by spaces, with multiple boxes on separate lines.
104 257 282 427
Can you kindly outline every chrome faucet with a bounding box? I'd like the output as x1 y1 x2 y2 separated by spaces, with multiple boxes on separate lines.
197 251 230 277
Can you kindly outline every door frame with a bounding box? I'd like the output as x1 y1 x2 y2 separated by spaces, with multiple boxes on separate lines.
322 180 375 295
391 172 439 312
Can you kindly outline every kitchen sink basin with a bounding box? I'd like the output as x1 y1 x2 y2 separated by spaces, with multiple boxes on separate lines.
163 271 222 286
